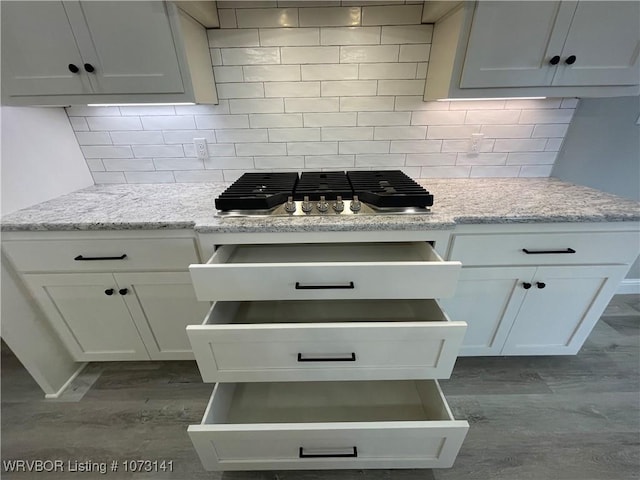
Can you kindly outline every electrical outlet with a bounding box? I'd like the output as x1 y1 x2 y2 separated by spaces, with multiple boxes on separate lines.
469 133 484 153
194 138 208 160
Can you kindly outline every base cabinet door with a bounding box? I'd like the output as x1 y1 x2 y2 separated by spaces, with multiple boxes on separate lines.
22 273 150 361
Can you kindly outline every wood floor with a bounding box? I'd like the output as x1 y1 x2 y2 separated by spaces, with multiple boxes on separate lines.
2 295 639 480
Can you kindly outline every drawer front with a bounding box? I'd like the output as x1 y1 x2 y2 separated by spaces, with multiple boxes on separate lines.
189 242 461 301
188 381 468 471
188 300 466 382
449 231 640 266
3 238 200 272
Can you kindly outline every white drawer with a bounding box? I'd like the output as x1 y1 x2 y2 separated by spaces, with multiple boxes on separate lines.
189 242 461 301
188 299 466 382
3 238 200 272
449 231 640 266
188 380 468 471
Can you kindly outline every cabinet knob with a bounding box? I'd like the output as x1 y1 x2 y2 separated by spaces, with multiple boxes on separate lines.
522 282 532 290
565 55 577 65
549 55 560 65
104 288 115 296
68 64 80 74
84 63 96 73
119 288 128 296
536 282 546 289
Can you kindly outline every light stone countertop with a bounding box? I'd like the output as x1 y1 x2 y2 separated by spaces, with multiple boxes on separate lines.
1 178 639 233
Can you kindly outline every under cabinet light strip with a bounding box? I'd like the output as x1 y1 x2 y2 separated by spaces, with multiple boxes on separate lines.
438 97 547 101
87 102 196 107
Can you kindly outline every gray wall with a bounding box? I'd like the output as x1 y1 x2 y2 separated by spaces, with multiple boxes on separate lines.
552 96 640 278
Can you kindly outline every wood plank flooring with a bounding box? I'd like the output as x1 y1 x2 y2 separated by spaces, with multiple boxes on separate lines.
2 295 638 480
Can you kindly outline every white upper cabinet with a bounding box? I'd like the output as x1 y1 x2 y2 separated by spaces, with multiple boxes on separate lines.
1 1 217 105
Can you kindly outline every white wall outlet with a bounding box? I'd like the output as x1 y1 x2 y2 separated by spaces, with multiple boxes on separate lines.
194 138 208 160
469 133 484 153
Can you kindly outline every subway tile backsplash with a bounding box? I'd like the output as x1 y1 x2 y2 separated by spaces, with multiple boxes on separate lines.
66 1 577 184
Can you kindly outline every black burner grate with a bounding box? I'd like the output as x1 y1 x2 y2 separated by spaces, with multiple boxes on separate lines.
214 172 298 210
294 171 353 201
347 170 433 208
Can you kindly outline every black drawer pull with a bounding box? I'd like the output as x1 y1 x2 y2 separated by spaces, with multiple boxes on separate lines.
295 281 354 290
299 447 357 458
298 353 356 362
522 248 575 255
74 254 127 261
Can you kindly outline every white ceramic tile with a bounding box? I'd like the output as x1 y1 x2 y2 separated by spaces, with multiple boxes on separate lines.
470 166 521 178
519 165 554 177
66 106 120 116
265 81 320 97
358 62 417 79
175 102 230 115
304 112 357 126
398 44 430 62
281 46 339 64
215 128 269 143
287 141 338 155
268 127 321 142
195 114 250 129
153 158 204 170
441 139 494 153
507 152 558 165
342 0 404 5
416 62 428 79
205 156 255 169
321 80 377 96
92 172 126 184
419 166 470 178
279 1 341 7
210 48 222 66
236 143 287 156
103 158 154 171
395 96 448 111
427 125 479 139
80 146 133 158
299 7 361 27
411 110 465 125
481 125 534 139
286 97 340 112
493 138 547 152
68 117 89 131
213 66 244 83
254 155 304 169
448 99 505 110
259 28 319 46
236 8 298 28
199 144 237 156
373 127 427 140
532 124 569 138
124 171 175 183
389 139 440 153
338 140 389 154
340 45 398 63
87 117 142 131
174 170 225 182
504 98 562 109
218 1 278 7
217 82 265 99
545 138 564 151
362 5 422 25
221 47 280 65
162 130 216 144
561 98 579 109
243 65 301 81
377 79 424 96
304 155 355 168
320 26 380 45
457 153 508 166
358 112 410 126
406 153 456 166
519 109 575 124
464 110 521 125
118 105 175 116
229 98 285 113
355 153 405 166
249 113 303 128
223 169 251 182
110 131 164 145
140 116 196 130
381 25 432 44
340 96 395 112
399 166 421 177
302 64 358 81
75 132 112 145
208 29 260 48
132 145 184 158
321 127 373 141
218 9 237 28
84 159 104 171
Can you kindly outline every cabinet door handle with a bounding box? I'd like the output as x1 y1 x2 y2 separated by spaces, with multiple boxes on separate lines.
295 281 354 290
74 254 127 261
104 288 115 296
297 353 356 362
549 55 560 65
68 63 80 73
565 55 577 65
536 282 546 289
299 447 357 458
522 248 575 255
522 282 532 290
119 288 128 295
84 63 96 73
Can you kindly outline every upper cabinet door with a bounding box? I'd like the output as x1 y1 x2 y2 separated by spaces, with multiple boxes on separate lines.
552 2 640 86
1 2 90 96
460 1 576 88
65 1 185 94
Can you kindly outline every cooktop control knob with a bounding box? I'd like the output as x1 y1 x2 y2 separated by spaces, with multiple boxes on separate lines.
333 195 345 213
301 195 313 213
284 196 296 213
317 195 329 213
350 195 361 212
